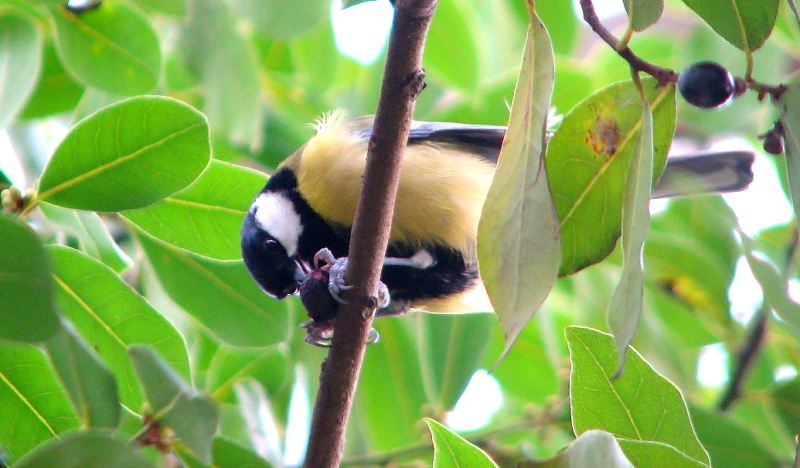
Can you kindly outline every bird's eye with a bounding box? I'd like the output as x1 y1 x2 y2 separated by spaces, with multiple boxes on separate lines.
263 239 282 253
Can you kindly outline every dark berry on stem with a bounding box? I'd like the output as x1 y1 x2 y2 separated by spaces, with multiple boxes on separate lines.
678 61 735 109
299 268 339 323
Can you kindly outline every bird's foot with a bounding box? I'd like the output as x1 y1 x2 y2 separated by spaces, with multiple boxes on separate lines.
313 248 391 309
300 319 380 347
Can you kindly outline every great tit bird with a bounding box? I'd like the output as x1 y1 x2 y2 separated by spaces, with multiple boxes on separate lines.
241 114 755 325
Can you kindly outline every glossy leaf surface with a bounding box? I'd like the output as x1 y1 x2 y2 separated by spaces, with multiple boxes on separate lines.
38 96 210 211
0 9 41 127
123 161 267 260
45 321 120 428
50 2 161 95
49 245 190 409
681 0 778 51
0 214 59 343
425 418 498 467
0 341 79 460
138 234 291 347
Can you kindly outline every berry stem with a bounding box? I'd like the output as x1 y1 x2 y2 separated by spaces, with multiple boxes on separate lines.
617 24 634 51
746 79 787 101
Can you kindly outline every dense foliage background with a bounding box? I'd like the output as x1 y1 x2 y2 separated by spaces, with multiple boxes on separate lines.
2 0 800 466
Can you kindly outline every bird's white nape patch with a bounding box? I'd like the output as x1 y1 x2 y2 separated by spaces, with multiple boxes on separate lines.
252 193 303 256
384 249 436 269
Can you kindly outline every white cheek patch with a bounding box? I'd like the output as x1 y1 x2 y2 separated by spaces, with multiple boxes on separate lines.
251 192 303 256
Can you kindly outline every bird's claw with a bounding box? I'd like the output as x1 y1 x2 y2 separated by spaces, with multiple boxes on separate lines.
300 320 380 347
312 247 393 308
313 248 353 304
376 282 391 309
300 319 335 347
327 257 353 304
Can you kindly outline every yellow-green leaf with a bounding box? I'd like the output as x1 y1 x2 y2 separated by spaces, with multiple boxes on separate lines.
607 92 653 374
547 80 675 276
477 3 561 359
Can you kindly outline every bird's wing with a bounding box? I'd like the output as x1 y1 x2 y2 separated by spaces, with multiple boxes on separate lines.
353 121 506 162
351 121 756 199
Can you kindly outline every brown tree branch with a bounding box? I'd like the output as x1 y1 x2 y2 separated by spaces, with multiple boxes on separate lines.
301 1 436 466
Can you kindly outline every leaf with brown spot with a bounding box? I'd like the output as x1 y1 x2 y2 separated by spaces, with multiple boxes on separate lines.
546 78 676 276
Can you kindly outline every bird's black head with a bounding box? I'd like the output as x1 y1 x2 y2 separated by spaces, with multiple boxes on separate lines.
241 191 306 300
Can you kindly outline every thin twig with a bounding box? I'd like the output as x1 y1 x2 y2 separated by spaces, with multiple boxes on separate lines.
577 0 677 85
719 226 799 411
717 304 768 411
578 0 788 100
301 1 436 467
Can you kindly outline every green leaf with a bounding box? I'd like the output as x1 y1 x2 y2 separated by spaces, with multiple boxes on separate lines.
123 161 267 260
0 341 79 461
606 93 653 374
519 430 634 468
547 79 675 276
130 346 220 463
0 9 41 127
477 6 561 358
0 214 59 343
205 346 288 403
48 245 190 410
356 317 428 451
772 377 800 438
19 42 85 120
174 445 211 468
135 0 186 16
535 0 579 56
553 63 593 115
776 82 800 228
425 0 479 91
45 320 120 429
37 96 210 212
238 0 328 39
681 0 779 52
12 429 156 468
645 197 739 325
424 418 499 468
690 405 780 468
180 0 261 146
738 230 800 334
416 314 494 412
488 313 561 406
212 436 274 468
137 234 291 347
730 397 795 458
624 0 663 32
40 203 131 272
49 2 161 95
566 326 710 468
